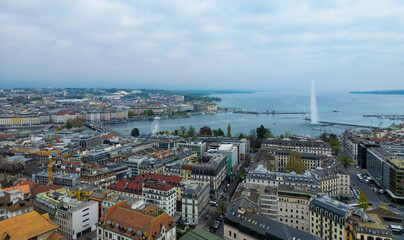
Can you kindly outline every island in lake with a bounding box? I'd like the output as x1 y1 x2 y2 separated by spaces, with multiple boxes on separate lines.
350 90 404 95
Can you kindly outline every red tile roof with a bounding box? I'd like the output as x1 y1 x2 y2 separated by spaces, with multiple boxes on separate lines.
99 202 175 240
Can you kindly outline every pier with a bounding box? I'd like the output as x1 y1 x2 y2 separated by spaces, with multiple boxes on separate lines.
363 114 404 121
305 118 380 130
233 110 306 115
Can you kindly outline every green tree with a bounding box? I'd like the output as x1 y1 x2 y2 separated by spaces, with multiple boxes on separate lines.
279 134 284 139
66 120 73 129
227 123 232 137
286 152 306 174
187 125 196 138
128 110 135 117
358 190 369 211
217 128 225 136
215 201 228 215
131 128 140 137
256 125 270 139
236 172 245 181
147 109 155 116
339 156 353 168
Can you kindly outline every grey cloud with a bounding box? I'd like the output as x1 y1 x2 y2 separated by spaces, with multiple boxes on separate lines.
0 0 403 91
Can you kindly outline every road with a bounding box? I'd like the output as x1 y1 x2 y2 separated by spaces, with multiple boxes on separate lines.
348 168 396 211
200 176 240 238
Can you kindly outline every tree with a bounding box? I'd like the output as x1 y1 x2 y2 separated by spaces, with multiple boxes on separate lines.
286 152 306 174
339 156 353 168
66 120 73 129
131 128 140 137
238 133 247 139
236 172 245 181
217 128 225 136
279 134 284 139
180 126 187 135
128 110 135 117
147 109 155 116
257 125 274 139
215 201 228 215
187 125 196 138
199 126 212 136
227 123 232 137
358 190 369 211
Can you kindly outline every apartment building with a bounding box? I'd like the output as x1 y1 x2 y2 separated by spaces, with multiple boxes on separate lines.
142 182 176 216
272 149 322 171
262 138 332 155
181 180 210 225
97 202 176 240
310 194 351 240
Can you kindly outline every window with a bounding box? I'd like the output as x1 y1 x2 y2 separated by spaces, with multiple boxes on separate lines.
234 233 236 238
229 231 232 237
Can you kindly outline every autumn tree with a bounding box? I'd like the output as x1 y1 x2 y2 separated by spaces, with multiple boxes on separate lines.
358 190 369 211
286 151 306 174
199 126 212 136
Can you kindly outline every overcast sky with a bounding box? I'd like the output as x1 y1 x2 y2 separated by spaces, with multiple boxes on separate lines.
0 0 403 91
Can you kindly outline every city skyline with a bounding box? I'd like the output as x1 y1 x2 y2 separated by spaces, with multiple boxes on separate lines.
1 0 404 91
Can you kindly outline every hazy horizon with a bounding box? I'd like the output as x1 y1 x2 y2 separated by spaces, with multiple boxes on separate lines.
1 0 404 91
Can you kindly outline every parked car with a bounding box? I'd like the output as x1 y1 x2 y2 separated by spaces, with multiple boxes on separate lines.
217 215 224 221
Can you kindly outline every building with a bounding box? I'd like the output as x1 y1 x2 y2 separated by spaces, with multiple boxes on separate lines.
0 211 61 240
310 194 352 240
386 158 404 202
79 135 103 149
246 165 321 191
190 154 228 197
366 147 390 189
83 150 109 164
277 185 319 233
77 169 116 188
179 228 222 240
53 199 98 239
345 209 394 240
51 112 79 124
142 182 176 216
262 138 332 155
224 198 322 240
177 141 207 156
181 180 210 225
138 158 164 175
104 163 132 180
309 167 340 196
34 188 98 239
97 202 176 240
342 131 360 161
272 150 322 171
123 156 146 176
0 187 34 220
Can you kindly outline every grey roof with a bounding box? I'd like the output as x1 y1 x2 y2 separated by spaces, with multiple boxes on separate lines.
310 195 351 218
247 165 319 185
225 199 322 240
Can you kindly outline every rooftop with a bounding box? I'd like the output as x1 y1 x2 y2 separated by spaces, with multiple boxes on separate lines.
0 211 59 240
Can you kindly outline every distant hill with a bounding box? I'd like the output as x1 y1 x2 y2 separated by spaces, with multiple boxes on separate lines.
350 90 404 95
